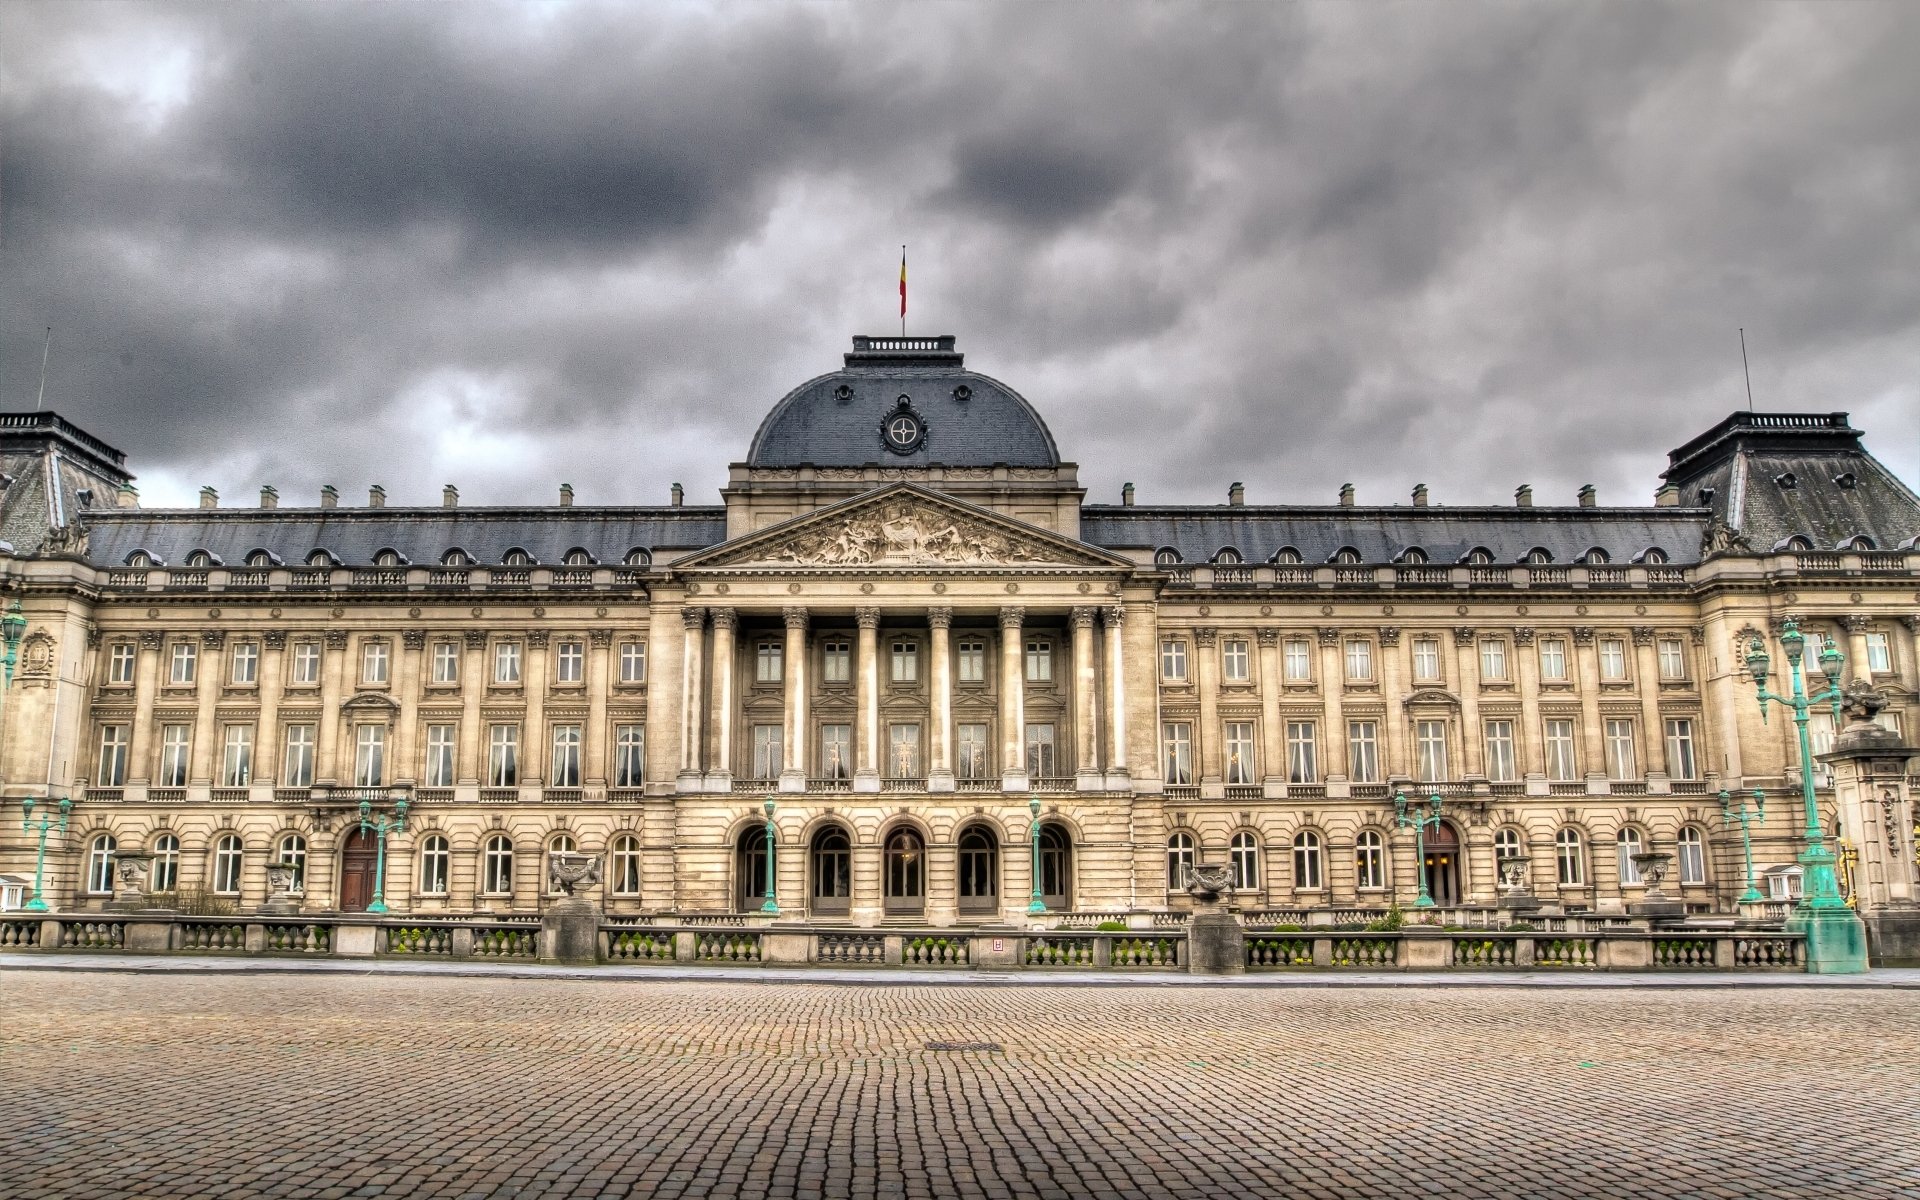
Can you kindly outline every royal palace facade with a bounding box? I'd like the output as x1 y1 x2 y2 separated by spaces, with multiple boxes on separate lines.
1 335 1916 935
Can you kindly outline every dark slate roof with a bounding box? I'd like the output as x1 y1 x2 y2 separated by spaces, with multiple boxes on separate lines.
745 336 1060 469
0 412 135 554
80 508 728 567
1081 507 1710 565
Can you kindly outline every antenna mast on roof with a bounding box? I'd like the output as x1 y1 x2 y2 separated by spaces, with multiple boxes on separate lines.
1739 328 1754 413
35 327 50 411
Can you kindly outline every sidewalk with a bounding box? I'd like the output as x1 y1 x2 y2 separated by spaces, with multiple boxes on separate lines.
6 952 1920 988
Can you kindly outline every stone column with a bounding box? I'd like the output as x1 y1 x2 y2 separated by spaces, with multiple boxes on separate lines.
394 630 425 784
1514 628 1545 793
678 607 705 790
1071 606 1099 790
318 629 349 784
586 629 611 788
127 631 162 786
189 631 225 785
457 631 486 788
1841 614 1875 687
780 606 808 792
1334 627 1364 780
1257 629 1284 797
709 608 737 790
999 607 1028 790
524 631 549 791
1104 606 1129 787
854 607 881 793
1454 627 1484 778
254 631 287 794
927 607 955 792
1572 627 1606 793
1194 626 1221 796
1632 626 1668 787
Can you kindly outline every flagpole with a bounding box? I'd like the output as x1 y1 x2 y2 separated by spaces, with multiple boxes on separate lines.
900 245 906 337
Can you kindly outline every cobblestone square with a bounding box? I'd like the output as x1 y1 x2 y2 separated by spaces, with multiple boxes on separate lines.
3 971 1918 1199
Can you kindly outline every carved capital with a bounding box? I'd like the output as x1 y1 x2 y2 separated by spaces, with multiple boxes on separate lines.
1630 626 1656 647
85 626 101 649
681 607 707 631
589 629 613 648
1690 624 1707 647
926 606 953 631
1373 626 1398 648
1193 626 1218 648
1839 614 1872 634
709 607 738 632
783 606 809 632
201 630 225 650
402 629 427 651
1452 626 1476 647
855 606 882 630
1103 606 1124 630
1903 615 1920 636
526 630 550 649
323 630 349 651
139 630 163 651
1070 606 1097 631
1571 627 1595 646
1255 627 1279 647
998 606 1024 631
1512 627 1536 647
263 630 288 650
464 630 489 649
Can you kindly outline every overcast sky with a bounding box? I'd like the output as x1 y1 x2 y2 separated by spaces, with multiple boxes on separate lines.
2 1 1916 512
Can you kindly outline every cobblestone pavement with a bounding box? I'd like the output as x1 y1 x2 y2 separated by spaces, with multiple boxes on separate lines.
3 972 1918 1199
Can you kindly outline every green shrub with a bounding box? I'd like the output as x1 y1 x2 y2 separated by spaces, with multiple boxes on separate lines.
1094 920 1128 932
1363 902 1406 932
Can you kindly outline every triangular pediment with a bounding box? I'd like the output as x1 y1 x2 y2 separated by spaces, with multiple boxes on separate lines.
678 484 1128 570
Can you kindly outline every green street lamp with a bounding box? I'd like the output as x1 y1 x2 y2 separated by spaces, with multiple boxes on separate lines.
760 797 779 914
355 795 409 915
1718 788 1767 905
1 598 27 685
1744 618 1868 973
1027 796 1046 915
1394 790 1444 909
19 796 72 913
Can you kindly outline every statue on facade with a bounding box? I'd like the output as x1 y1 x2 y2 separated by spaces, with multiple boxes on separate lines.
547 851 602 897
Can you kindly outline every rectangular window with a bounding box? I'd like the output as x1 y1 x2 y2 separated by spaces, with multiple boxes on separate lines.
756 643 782 683
1599 638 1627 681
169 642 197 685
1285 721 1318 784
1658 638 1686 680
550 725 582 787
424 725 455 787
283 725 315 788
354 725 385 787
361 640 389 685
488 724 520 787
97 725 130 786
957 641 985 683
1221 638 1250 682
1347 720 1380 784
1415 720 1448 783
1162 722 1193 785
614 725 646 788
107 643 136 684
555 640 584 684
1161 639 1188 681
956 723 990 779
432 641 460 683
752 724 783 779
1484 720 1516 783
1023 723 1053 777
159 724 191 786
819 724 851 779
1224 721 1255 785
1345 639 1373 680
1284 638 1312 681
1412 637 1441 681
221 725 253 787
893 641 919 683
494 642 522 684
1664 718 1697 781
1866 631 1892 674
1479 640 1508 681
230 641 258 684
822 641 850 684
291 641 320 685
1544 719 1577 781
619 640 646 684
1024 640 1051 683
890 723 922 776
1604 718 1637 780
1540 639 1568 681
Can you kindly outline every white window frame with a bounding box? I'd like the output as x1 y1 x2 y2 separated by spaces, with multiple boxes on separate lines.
1479 639 1508 681
1658 638 1686 680
361 640 390 685
1345 639 1373 681
1020 723 1050 778
1412 637 1441 681
1166 832 1196 889
891 641 918 683
1229 831 1260 891
1484 719 1516 783
488 724 520 787
1285 721 1317 784
283 725 316 788
230 641 259 685
1292 831 1324 890
151 834 179 892
1599 638 1627 681
1160 639 1187 681
169 642 197 685
822 641 851 684
1544 719 1578 782
1354 830 1385 890
1664 718 1697 781
220 725 253 787
1162 722 1193 786
158 724 191 787
432 641 460 683
1221 638 1250 682
353 725 386 787
1617 827 1645 885
494 641 523 685
1604 718 1637 781
291 641 321 685
1023 640 1050 683
87 834 117 894
212 834 244 896
1347 720 1379 784
1284 638 1312 682
418 834 451 895
277 834 306 894
424 725 456 788
619 641 646 684
555 640 585 684
1540 639 1568 682
1866 631 1891 675
482 835 514 896
1224 721 1255 785
956 641 986 684
956 723 990 780
550 725 582 786
614 724 646 788
819 723 852 780
752 724 783 779
1415 719 1449 783
611 834 642 896
1556 828 1586 886
97 725 130 787
107 642 136 684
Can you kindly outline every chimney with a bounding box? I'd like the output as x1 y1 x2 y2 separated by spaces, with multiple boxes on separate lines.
1578 484 1597 508
116 484 139 509
671 483 684 508
1121 482 1135 506
1228 482 1245 507
1412 483 1429 508
368 484 386 508
1654 483 1680 507
199 486 218 509
1338 483 1355 507
1514 484 1532 508
443 484 459 508
260 485 278 509
559 484 574 508
321 485 338 509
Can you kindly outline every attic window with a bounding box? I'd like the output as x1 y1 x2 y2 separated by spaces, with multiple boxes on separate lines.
1462 548 1494 566
502 549 534 567
1580 548 1610 565
1638 548 1669 565
1154 547 1182 567
1397 548 1428 564
442 550 472 567
1843 536 1876 551
1523 548 1553 565
185 551 213 568
126 552 154 568
1784 536 1814 552
1330 547 1361 565
1834 472 1857 490
374 550 404 567
1271 547 1302 565
563 549 594 566
308 550 335 567
246 551 273 567
1213 547 1242 565
623 548 653 567
1774 472 1797 490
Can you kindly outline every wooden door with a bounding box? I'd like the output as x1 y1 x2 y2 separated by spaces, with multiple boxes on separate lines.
340 828 377 912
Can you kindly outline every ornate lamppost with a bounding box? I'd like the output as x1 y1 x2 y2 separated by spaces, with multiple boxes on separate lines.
1394 790 1444 909
1718 788 1767 904
1 598 26 685
1744 618 1868 972
355 795 409 915
18 796 71 913
1027 796 1045 914
760 796 779 914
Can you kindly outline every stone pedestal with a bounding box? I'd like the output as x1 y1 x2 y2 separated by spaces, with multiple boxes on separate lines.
1862 911 1920 966
259 861 301 916
1401 928 1450 969
105 851 153 912
540 897 601 963
1187 910 1245 975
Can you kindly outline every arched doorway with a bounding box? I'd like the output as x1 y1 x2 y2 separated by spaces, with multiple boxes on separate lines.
883 828 925 916
810 826 852 918
957 825 999 917
736 827 770 913
1040 824 1072 910
1424 821 1462 907
339 828 378 913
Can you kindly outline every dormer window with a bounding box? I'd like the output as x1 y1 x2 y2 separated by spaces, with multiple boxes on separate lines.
1636 548 1669 565
563 549 594 566
307 550 336 567
185 551 213 568
126 551 154 568
1784 536 1814 552
1580 548 1610 565
1834 472 1857 489
245 551 274 567
1462 548 1494 566
1523 548 1553 565
623 548 653 567
374 549 404 567
1774 472 1797 490
442 549 472 567
1213 547 1241 565
502 549 534 567
1154 547 1182 567
1330 547 1361 565
1842 535 1876 551
1397 547 1428 565
1271 547 1302 565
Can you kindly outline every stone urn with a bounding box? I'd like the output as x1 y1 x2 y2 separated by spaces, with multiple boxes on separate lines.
106 851 153 911
1496 854 1540 913
1628 850 1683 920
541 851 603 964
1184 863 1245 976
260 860 302 915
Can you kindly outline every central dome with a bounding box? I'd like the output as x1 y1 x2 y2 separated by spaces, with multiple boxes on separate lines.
744 336 1061 469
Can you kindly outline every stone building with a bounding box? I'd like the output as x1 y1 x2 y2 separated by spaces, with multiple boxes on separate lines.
0 336 1915 927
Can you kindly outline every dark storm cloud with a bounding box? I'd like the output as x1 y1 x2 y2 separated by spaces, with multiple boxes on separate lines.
0 0 1915 512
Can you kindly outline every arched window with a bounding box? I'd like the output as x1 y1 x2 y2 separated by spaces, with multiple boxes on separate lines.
1229 831 1259 891
86 834 117 894
246 550 274 567
1154 547 1182 567
1462 547 1494 566
442 549 472 567
1165 832 1195 889
610 834 641 896
1039 824 1072 909
1493 828 1523 860
957 825 999 914
126 551 154 568
563 548 594 566
1271 547 1302 565
883 828 925 914
810 826 852 916
546 833 577 895
1397 547 1428 565
1842 535 1876 551
1213 547 1242 565
1581 547 1610 565
212 833 244 895
623 548 653 567
185 550 213 568
277 833 307 894
1523 547 1553 565
482 834 515 895
1330 547 1361 565
501 548 534 567
307 549 336 567
1616 828 1645 885
1292 830 1323 890
419 834 451 895
1636 547 1669 565
151 833 180 892
1354 830 1385 890
1676 827 1706 885
1555 828 1586 886
1784 536 1814 553
373 549 405 567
